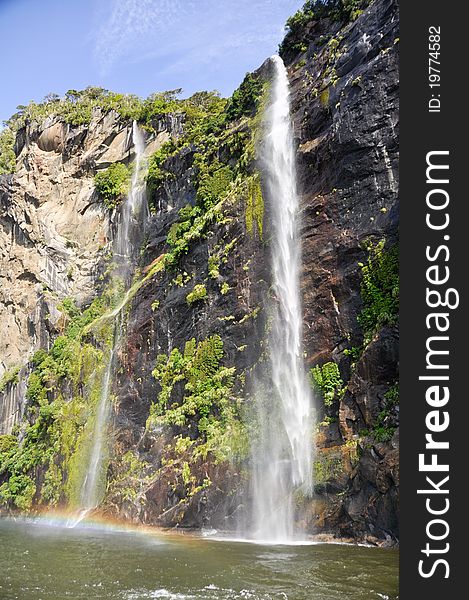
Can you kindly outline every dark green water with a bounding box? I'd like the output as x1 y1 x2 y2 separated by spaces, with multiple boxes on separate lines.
0 518 398 600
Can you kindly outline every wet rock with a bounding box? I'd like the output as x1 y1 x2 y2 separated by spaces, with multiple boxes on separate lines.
287 0 399 542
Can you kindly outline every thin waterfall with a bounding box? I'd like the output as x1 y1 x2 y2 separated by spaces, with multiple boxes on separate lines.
251 55 313 542
68 122 147 525
115 122 148 279
78 339 117 512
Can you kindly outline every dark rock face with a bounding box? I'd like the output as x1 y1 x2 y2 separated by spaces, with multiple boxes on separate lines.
107 176 269 528
292 0 398 366
287 0 399 542
106 0 399 543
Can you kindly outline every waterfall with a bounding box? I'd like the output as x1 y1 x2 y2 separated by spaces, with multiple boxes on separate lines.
69 122 147 525
251 55 313 542
78 343 116 511
115 122 148 278
0 368 29 436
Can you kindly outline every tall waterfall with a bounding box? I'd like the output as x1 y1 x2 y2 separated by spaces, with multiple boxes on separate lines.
251 55 313 542
72 122 147 520
115 122 148 277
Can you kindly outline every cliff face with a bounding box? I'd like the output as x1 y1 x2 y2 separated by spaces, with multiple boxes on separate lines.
286 0 399 542
0 111 173 433
107 130 270 529
0 0 398 544
0 113 118 433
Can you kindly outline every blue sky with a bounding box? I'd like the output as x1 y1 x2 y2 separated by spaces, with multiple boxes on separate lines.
0 0 302 124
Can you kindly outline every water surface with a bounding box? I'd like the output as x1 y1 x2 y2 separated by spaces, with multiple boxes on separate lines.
0 518 398 600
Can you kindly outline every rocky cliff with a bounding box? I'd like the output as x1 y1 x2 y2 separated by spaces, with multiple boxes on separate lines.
0 0 398 544
287 0 399 543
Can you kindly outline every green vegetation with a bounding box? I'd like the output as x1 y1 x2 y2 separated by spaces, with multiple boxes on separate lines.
157 435 215 503
361 383 399 443
310 361 344 406
245 175 264 238
144 80 268 271
178 91 228 142
0 366 21 393
319 415 337 427
384 382 399 406
146 140 178 194
0 87 222 177
0 78 264 274
358 240 399 342
342 241 398 364
238 306 260 324
106 450 149 505
225 73 265 121
279 0 371 55
0 286 124 511
5 87 184 132
0 88 151 172
0 128 16 175
196 164 234 209
171 272 192 287
343 346 361 362
94 162 131 208
0 473 36 510
319 87 330 108
314 454 345 485
163 204 217 270
186 284 208 305
370 425 395 443
145 91 228 206
1 74 267 229
148 335 247 463
313 444 359 490
208 238 238 280
208 256 220 279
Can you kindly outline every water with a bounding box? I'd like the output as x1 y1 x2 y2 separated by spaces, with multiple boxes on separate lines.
251 55 313 542
0 518 399 600
115 121 148 275
0 367 29 435
77 344 116 514
71 123 147 521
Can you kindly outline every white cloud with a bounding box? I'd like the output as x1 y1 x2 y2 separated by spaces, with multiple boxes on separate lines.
92 0 298 77
93 0 191 74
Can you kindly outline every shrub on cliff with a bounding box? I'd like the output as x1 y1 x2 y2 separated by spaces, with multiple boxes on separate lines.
149 335 246 462
146 77 267 269
94 162 131 208
196 164 234 209
358 240 399 341
186 284 208 305
310 361 344 406
0 365 21 392
146 140 178 194
0 128 16 175
225 73 264 121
